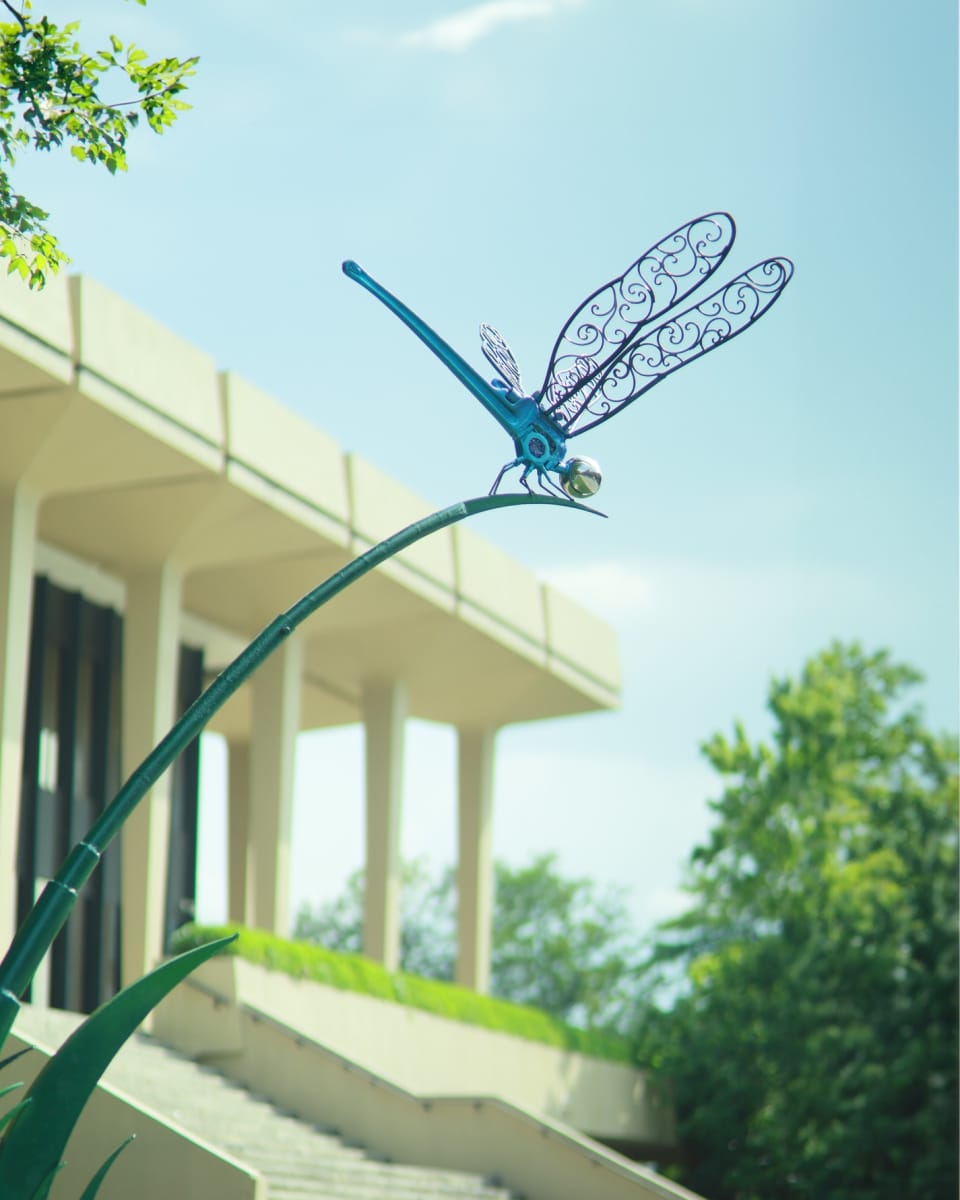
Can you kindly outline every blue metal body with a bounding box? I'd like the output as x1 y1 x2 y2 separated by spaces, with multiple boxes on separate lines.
343 215 794 497
342 260 569 492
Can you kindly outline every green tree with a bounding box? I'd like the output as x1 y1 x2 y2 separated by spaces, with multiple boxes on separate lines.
294 852 639 1029
638 642 958 1200
491 854 638 1028
294 858 456 982
0 0 195 287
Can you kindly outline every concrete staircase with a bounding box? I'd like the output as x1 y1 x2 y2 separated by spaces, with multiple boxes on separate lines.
14 1005 518 1200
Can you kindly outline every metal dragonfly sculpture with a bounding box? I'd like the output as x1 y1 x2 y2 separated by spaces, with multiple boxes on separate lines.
343 212 792 502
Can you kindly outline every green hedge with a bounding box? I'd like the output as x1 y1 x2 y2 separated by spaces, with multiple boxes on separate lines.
171 923 632 1065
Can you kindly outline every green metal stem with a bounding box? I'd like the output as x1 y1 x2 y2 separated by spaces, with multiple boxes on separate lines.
0 492 594 1046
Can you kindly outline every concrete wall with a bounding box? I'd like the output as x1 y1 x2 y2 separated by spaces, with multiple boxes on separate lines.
155 956 675 1148
156 975 693 1200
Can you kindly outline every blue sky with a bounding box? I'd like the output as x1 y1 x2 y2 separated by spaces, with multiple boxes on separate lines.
17 0 957 933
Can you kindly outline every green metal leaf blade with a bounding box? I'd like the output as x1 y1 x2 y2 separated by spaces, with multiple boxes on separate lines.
0 936 234 1198
78 1135 136 1200
0 1095 28 1132
0 1047 31 1073
28 1162 62 1200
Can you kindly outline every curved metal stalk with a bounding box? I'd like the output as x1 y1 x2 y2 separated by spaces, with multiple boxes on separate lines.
0 492 597 1045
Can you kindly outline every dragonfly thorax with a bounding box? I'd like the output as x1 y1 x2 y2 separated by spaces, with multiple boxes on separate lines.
487 379 564 466
515 420 565 471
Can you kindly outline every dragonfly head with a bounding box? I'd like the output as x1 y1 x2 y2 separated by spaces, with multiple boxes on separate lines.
559 456 602 500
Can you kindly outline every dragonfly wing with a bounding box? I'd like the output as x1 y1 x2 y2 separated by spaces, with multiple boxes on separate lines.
480 323 523 393
560 256 794 437
539 213 736 422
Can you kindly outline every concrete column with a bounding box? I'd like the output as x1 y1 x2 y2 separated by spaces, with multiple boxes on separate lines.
120 563 182 986
226 739 250 925
456 727 496 993
362 682 407 972
0 487 38 948
246 636 302 934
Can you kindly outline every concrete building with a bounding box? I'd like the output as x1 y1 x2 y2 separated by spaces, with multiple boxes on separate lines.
0 271 688 1200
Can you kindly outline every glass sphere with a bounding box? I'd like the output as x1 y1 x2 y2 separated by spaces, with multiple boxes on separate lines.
560 456 602 499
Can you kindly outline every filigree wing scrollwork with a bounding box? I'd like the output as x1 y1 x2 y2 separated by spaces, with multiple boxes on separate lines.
559 256 795 437
480 323 524 393
539 212 737 426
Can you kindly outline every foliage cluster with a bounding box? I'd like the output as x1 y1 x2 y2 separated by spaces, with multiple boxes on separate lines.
171 921 633 1064
294 853 640 1031
0 0 196 286
637 643 958 1200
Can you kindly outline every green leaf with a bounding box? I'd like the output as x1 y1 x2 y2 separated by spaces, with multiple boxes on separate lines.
0 1096 29 1134
0 1047 31 1074
0 936 235 1199
77 1136 135 1200
28 1162 63 1200
27 1162 63 1200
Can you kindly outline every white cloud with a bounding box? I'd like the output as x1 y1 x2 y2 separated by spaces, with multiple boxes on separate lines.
541 560 656 618
398 0 583 53
540 556 879 629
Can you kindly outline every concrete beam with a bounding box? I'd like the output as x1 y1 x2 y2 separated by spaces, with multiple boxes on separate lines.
121 563 182 986
246 637 302 934
456 728 496 993
362 682 407 972
0 487 38 947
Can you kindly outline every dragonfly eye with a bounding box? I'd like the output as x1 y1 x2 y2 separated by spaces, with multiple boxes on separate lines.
559 456 602 500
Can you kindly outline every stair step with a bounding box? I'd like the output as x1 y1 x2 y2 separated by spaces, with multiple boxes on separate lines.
14 1005 517 1200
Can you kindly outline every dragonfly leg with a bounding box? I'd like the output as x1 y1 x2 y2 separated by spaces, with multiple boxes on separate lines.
489 458 519 496
537 468 571 501
518 464 537 494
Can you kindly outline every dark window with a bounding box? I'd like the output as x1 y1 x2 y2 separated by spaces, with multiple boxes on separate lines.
18 575 203 1012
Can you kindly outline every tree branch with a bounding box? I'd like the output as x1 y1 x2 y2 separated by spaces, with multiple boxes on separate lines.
0 1 27 33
